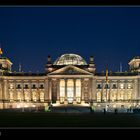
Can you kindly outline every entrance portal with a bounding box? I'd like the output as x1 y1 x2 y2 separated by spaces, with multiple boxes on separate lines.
59 79 81 104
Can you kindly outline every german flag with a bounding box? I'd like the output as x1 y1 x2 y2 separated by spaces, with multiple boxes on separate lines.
0 48 3 55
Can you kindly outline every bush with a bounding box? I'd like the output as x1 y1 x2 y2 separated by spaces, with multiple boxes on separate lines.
133 108 140 114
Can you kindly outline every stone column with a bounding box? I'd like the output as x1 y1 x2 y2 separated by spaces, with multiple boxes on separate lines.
81 78 84 102
29 80 32 101
37 80 40 101
65 79 67 104
101 81 104 102
4 80 8 101
0 79 2 102
88 78 92 102
3 80 8 109
116 81 119 101
108 82 111 102
44 79 48 101
124 81 127 101
57 79 60 103
48 79 52 101
22 81 24 101
134 79 138 100
92 78 96 102
74 79 76 99
14 80 17 101
73 79 76 104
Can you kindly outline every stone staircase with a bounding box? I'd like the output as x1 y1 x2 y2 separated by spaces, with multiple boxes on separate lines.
50 105 91 113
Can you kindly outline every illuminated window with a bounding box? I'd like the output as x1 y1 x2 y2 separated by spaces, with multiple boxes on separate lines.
120 84 124 89
17 92 21 101
60 80 65 97
111 91 117 101
127 92 132 100
60 97 65 103
25 91 30 102
60 79 65 103
32 91 37 102
97 92 101 102
76 79 81 103
118 91 124 100
127 84 132 89
9 92 14 101
53 54 87 65
9 84 14 89
40 92 44 102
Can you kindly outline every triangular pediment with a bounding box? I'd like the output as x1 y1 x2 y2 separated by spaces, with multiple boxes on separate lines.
48 65 93 75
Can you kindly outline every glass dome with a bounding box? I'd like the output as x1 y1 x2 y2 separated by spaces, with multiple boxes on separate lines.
53 54 87 65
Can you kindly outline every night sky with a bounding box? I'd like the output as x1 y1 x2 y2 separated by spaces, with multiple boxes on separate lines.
0 7 140 73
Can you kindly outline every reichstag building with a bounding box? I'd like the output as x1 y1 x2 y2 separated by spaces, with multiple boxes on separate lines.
0 50 140 111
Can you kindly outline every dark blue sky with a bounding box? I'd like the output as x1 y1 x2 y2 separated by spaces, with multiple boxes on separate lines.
0 7 140 73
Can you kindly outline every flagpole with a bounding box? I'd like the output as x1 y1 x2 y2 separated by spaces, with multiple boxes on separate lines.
0 46 4 109
105 65 108 102
104 65 109 112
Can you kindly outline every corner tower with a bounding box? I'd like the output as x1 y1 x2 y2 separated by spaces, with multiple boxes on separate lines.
128 56 140 72
0 48 12 74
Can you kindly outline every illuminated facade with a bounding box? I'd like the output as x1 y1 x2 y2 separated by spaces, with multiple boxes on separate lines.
0 52 140 111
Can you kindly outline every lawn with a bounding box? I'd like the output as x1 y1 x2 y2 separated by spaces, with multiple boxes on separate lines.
0 112 140 128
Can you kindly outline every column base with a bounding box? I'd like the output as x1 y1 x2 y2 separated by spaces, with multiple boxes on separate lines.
81 101 85 104
56 101 60 104
64 101 68 105
73 101 77 105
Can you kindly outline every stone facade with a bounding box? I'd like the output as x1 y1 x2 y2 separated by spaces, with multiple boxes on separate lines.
0 53 140 111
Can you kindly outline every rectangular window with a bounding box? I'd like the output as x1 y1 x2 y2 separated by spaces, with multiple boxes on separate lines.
127 84 132 89
24 84 29 89
112 84 117 89
17 84 21 89
9 84 14 89
76 79 81 97
120 84 124 89
60 79 65 97
76 79 81 103
97 84 102 89
32 84 36 89
40 84 44 89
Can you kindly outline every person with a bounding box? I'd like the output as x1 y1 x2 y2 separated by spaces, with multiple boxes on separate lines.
130 106 132 113
103 108 106 114
90 106 94 113
115 108 118 114
127 108 129 113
